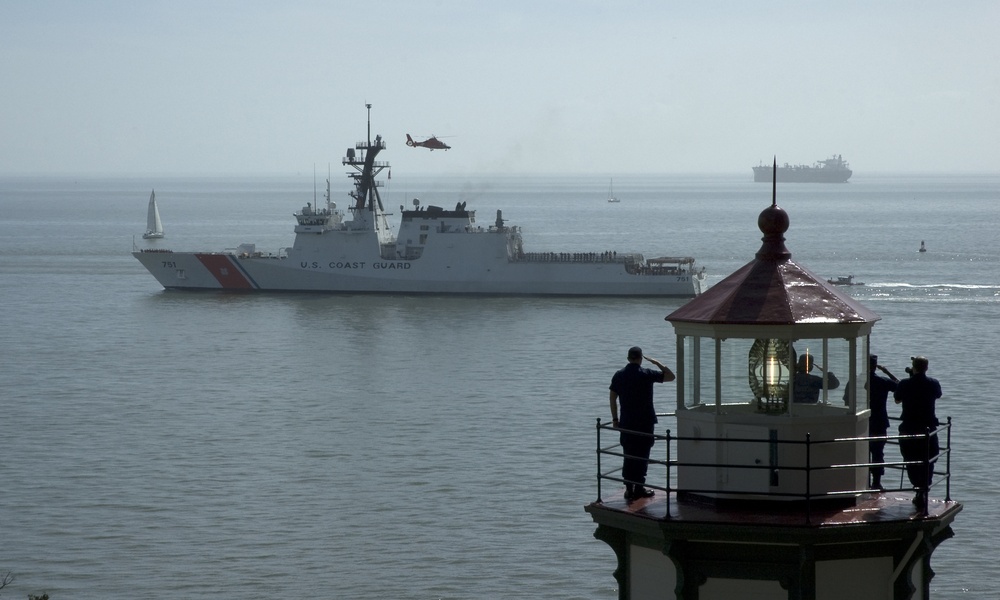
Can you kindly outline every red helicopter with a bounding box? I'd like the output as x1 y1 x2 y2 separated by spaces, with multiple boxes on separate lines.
406 134 451 151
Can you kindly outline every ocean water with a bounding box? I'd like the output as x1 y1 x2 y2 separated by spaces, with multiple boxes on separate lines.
0 172 997 599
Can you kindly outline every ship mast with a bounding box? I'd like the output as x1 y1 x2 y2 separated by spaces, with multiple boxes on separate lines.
344 103 388 213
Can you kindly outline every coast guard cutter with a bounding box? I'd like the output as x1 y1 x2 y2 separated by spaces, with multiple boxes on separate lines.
134 111 703 296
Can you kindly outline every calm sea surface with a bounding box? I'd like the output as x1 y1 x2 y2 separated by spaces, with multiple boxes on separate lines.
1 173 998 598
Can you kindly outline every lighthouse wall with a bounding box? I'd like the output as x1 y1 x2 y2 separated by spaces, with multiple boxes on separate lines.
699 578 785 599
625 552 894 599
675 407 868 500
629 545 675 598
816 557 893 600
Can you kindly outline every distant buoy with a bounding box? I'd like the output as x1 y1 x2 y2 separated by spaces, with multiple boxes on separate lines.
919 240 927 253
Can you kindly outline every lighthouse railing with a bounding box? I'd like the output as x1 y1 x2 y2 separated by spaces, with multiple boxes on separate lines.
594 415 952 522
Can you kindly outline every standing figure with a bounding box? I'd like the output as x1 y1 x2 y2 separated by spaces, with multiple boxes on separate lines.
894 356 942 507
867 355 899 490
609 346 675 501
793 353 840 403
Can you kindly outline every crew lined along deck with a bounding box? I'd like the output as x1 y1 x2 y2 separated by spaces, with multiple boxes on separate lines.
514 251 633 263
513 251 698 271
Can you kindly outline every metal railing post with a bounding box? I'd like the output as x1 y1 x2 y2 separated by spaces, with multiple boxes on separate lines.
921 426 930 513
945 416 952 502
805 432 812 523
596 418 603 503
665 429 672 519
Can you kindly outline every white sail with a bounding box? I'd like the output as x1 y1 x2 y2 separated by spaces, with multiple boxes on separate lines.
143 190 164 239
607 178 620 202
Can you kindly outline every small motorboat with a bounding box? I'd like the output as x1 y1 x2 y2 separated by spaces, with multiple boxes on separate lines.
827 275 864 286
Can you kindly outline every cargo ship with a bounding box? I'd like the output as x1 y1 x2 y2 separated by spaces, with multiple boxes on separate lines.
133 111 703 297
753 155 852 183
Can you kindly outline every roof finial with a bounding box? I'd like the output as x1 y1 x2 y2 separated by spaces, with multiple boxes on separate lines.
757 156 790 261
772 156 777 207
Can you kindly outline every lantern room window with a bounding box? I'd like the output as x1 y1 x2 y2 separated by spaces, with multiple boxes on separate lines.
677 334 869 417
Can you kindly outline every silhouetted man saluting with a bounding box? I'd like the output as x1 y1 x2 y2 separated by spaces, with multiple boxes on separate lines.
609 346 675 502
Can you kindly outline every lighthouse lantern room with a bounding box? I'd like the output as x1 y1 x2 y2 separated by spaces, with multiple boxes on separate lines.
668 197 877 503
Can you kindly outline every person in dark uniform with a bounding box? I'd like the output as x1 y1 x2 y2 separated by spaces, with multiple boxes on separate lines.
609 346 675 501
867 355 899 490
894 356 942 507
793 353 840 403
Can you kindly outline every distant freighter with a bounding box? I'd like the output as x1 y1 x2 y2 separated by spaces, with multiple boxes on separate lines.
753 155 852 183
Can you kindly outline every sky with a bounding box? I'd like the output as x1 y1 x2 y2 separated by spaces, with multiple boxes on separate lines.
1 0 998 176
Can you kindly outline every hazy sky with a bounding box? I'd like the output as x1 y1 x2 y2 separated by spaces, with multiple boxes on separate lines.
2 1 998 176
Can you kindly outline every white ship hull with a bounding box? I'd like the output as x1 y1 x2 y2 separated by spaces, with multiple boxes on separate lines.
133 109 702 297
133 247 701 296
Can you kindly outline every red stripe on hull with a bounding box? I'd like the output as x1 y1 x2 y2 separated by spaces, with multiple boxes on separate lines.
195 254 255 289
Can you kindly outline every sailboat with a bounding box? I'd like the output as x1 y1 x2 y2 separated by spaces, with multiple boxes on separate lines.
142 190 164 239
607 178 620 203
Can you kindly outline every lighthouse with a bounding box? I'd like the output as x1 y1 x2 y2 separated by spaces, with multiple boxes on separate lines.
586 178 961 599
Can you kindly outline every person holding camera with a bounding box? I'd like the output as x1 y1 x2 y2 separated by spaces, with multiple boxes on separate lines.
894 356 942 507
609 346 675 502
867 355 899 490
